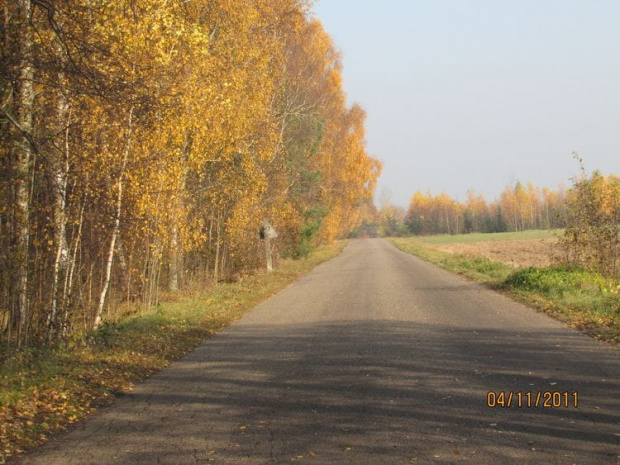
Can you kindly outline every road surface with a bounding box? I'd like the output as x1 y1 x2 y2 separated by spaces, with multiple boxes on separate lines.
20 239 620 464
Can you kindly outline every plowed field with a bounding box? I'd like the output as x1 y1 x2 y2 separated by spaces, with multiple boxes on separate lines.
420 230 560 268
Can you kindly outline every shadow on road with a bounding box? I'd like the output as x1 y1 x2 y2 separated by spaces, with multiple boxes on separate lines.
30 320 617 464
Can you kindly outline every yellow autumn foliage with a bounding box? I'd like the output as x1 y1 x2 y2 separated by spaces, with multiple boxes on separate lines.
0 0 380 346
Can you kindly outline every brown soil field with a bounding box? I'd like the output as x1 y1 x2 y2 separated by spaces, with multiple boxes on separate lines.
424 238 560 268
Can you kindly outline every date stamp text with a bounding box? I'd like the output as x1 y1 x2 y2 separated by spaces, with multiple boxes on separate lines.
486 391 579 408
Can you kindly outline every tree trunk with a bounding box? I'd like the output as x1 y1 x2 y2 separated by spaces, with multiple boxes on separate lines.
213 209 221 283
168 225 179 292
61 193 86 336
48 102 71 341
168 132 192 292
13 0 34 348
94 107 133 329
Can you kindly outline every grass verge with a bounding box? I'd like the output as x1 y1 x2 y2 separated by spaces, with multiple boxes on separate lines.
390 237 620 346
391 238 515 285
0 240 348 463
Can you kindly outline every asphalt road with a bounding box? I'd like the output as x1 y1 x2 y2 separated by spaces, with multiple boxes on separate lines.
20 239 620 464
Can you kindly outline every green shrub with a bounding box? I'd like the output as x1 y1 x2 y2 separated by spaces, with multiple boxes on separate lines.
559 157 620 278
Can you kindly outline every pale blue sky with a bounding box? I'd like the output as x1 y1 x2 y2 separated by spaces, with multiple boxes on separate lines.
312 0 620 208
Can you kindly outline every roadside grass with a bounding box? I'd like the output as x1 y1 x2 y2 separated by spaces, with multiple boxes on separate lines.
391 238 514 285
390 237 620 346
418 229 561 245
0 240 348 463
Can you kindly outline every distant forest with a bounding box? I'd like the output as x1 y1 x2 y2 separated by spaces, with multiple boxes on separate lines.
361 170 620 240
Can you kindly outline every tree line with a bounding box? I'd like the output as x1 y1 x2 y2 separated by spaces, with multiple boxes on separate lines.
368 167 619 279
0 0 381 351
406 181 568 235
365 181 568 238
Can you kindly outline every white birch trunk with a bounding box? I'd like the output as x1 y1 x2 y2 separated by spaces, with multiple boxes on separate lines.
48 102 71 340
213 209 221 283
94 107 133 329
168 132 192 292
14 0 34 348
168 225 179 292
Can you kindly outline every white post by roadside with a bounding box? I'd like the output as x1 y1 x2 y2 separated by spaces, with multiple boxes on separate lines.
260 220 278 272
